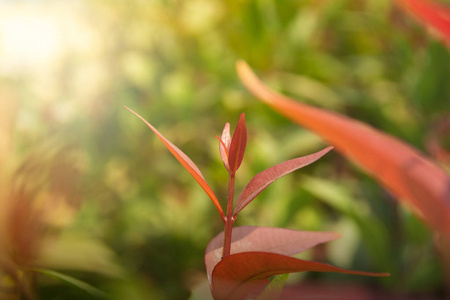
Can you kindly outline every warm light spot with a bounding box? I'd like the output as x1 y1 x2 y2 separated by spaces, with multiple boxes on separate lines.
0 9 63 74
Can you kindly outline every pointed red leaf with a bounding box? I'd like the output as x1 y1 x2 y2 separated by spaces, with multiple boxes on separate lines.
228 113 247 173
219 123 231 171
233 146 333 216
395 0 450 47
204 226 341 284
212 252 389 300
125 106 224 219
236 61 450 238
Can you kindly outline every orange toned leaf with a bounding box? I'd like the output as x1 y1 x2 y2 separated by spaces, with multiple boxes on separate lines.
204 226 340 284
233 147 333 216
125 107 224 220
395 0 450 46
236 61 450 238
228 113 247 173
211 252 389 300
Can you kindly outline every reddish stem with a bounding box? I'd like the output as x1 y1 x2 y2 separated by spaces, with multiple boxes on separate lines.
222 172 235 258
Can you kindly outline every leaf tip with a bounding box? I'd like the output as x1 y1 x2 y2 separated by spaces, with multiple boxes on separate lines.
235 59 249 72
228 112 248 173
236 60 254 85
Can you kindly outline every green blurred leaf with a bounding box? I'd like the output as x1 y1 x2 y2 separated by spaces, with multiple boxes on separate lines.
35 234 123 277
256 273 289 300
300 176 393 273
32 269 108 299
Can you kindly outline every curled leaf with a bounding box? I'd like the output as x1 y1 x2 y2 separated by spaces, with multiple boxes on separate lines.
219 123 231 171
204 226 341 285
233 146 333 216
125 106 224 220
212 252 389 300
236 61 450 238
228 113 247 173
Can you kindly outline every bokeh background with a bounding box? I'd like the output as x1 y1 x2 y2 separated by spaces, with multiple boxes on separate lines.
1 0 449 299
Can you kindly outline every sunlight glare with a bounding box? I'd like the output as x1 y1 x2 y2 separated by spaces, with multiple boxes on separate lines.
0 9 63 74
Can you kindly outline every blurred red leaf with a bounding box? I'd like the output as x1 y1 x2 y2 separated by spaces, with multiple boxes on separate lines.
236 61 450 238
125 106 224 219
395 0 450 46
426 116 450 164
211 252 389 300
228 113 247 173
233 146 333 216
205 226 341 283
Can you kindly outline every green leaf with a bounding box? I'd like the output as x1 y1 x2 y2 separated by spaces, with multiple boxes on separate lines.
35 234 123 277
255 273 289 300
31 269 108 299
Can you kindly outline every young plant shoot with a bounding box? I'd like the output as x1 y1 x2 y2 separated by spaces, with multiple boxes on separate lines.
125 107 389 299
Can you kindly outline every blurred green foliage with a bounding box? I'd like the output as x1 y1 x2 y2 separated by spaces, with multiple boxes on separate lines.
0 0 449 299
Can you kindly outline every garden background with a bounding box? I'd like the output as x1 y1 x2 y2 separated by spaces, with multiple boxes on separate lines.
0 0 449 299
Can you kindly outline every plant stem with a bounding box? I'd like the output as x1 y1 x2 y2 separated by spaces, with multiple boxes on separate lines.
222 172 235 258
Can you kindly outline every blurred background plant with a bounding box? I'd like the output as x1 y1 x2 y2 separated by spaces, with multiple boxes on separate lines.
0 0 448 299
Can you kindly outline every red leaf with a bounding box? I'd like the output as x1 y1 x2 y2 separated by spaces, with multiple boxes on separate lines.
236 61 450 238
228 113 247 173
125 107 224 220
395 0 450 47
204 226 341 285
233 147 333 216
219 123 231 171
211 252 389 300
